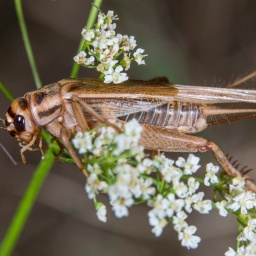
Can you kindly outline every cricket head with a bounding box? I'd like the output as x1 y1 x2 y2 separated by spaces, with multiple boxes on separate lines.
2 97 41 145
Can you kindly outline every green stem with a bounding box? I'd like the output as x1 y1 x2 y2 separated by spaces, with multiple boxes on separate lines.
0 82 14 102
14 0 41 89
0 149 55 256
0 2 102 255
70 0 103 78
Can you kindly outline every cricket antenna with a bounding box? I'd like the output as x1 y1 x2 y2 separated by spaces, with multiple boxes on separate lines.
0 143 17 165
228 71 256 88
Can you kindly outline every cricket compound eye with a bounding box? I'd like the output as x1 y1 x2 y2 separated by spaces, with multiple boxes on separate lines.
14 115 25 132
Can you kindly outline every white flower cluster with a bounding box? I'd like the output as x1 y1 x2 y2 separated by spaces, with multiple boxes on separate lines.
72 118 256 253
210 170 256 217
73 119 148 219
225 218 256 255
204 162 256 255
73 10 147 84
208 173 256 255
148 154 212 249
72 119 216 250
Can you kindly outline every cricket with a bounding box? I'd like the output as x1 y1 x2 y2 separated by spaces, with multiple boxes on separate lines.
1 77 256 190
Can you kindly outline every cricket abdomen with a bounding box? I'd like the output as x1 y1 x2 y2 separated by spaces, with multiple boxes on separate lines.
119 101 207 133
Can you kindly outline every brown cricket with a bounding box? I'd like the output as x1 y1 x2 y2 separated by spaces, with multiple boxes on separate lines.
1 77 256 190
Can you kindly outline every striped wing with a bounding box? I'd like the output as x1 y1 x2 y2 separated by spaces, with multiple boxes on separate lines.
60 78 256 121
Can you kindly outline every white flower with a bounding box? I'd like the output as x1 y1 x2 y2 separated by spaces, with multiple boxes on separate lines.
187 192 211 213
166 193 184 217
110 193 134 218
94 126 116 148
151 218 168 237
204 163 219 186
121 35 137 51
137 178 156 200
81 28 95 41
97 12 106 26
173 181 188 198
178 225 201 249
227 191 254 214
241 219 256 241
113 133 130 155
229 176 246 193
187 177 200 195
87 163 102 175
106 10 119 24
72 131 93 154
137 158 153 175
215 200 228 217
73 51 95 66
109 167 133 198
99 44 119 61
245 241 256 255
176 154 201 175
173 211 188 232
193 199 212 214
225 245 251 256
133 48 147 65
225 247 236 256
159 156 182 183
148 210 168 237
96 203 107 223
111 202 129 218
85 173 108 199
148 194 170 219
184 196 194 213
124 118 143 142
123 53 131 70
104 65 128 84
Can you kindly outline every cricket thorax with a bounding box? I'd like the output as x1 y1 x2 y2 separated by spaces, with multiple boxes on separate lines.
26 83 63 126
119 101 207 133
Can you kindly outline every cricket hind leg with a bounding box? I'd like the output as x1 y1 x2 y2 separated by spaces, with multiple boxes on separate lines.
140 124 256 191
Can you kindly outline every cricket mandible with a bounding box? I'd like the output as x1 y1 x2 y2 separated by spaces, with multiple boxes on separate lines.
1 77 256 190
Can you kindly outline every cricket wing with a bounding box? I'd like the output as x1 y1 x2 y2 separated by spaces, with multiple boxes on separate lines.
60 78 179 120
174 84 256 104
60 78 256 123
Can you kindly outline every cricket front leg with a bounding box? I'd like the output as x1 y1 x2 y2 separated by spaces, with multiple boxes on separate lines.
20 131 41 164
45 120 88 178
60 127 88 178
140 124 256 191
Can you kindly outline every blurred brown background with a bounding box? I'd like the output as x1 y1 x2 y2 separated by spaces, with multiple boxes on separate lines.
1 1 256 255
